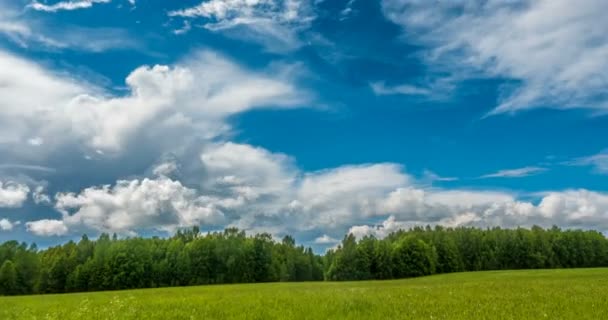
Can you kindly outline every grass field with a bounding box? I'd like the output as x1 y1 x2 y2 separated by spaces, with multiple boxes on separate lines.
0 268 607 320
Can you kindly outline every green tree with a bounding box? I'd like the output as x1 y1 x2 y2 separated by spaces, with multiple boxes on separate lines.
392 237 437 278
0 260 17 295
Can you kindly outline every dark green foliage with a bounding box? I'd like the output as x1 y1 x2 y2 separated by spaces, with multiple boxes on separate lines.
0 228 323 295
0 226 607 295
325 226 608 281
391 237 437 278
0 260 17 295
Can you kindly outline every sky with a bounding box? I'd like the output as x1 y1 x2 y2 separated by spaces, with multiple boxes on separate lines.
1 0 608 251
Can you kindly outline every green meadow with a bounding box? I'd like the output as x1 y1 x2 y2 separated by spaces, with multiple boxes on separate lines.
1 268 607 320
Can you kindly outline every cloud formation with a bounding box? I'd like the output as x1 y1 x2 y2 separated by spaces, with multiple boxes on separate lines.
370 82 431 96
0 49 306 160
29 0 111 12
53 178 224 235
0 219 17 231
23 140 608 247
314 234 339 244
569 152 608 174
480 166 547 179
0 182 30 208
382 0 608 114
169 0 316 52
26 219 68 236
349 189 608 240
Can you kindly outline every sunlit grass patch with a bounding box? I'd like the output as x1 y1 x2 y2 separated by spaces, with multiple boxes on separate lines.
1 268 607 320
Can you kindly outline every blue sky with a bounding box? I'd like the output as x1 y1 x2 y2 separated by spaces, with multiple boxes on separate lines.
0 0 607 250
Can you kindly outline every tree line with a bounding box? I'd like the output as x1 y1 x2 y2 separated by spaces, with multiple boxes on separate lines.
325 226 608 280
0 227 322 295
1 225 607 295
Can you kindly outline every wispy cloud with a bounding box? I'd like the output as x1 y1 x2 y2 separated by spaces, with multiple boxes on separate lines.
339 0 357 21
370 82 431 96
168 0 316 52
29 0 111 12
382 0 608 114
0 3 138 52
566 152 608 174
422 170 458 183
0 164 56 173
480 166 547 179
314 234 339 244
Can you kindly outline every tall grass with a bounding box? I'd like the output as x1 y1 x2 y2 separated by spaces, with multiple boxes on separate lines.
1 268 607 319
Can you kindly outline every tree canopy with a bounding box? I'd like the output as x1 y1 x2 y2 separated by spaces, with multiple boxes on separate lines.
0 225 607 295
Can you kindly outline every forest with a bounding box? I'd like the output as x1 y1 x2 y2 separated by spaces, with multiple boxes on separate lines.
1 226 607 295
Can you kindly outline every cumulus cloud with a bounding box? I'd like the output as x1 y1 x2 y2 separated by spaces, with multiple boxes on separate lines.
29 0 111 12
23 140 608 245
0 181 30 208
349 189 608 239
34 143 412 236
382 0 608 114
169 0 316 52
292 164 409 230
152 161 179 177
2 45 309 239
26 219 68 236
480 166 547 178
53 178 225 235
201 142 296 198
0 219 18 231
0 49 306 158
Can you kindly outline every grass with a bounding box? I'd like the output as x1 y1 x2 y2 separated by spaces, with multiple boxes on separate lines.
1 268 607 319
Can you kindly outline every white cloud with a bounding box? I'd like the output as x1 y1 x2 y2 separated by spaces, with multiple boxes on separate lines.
54 178 225 235
370 82 431 96
480 166 547 178
0 49 306 158
382 0 608 114
25 141 608 243
0 2 138 52
36 144 412 237
0 219 17 231
422 170 458 183
0 181 30 208
33 186 52 205
569 152 608 174
152 161 179 177
0 164 55 173
201 142 296 198
350 188 608 239
169 0 316 52
27 137 44 146
26 219 68 236
173 21 192 35
292 164 410 229
314 234 339 244
0 5 62 48
349 215 411 239
339 0 357 20
29 0 111 12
